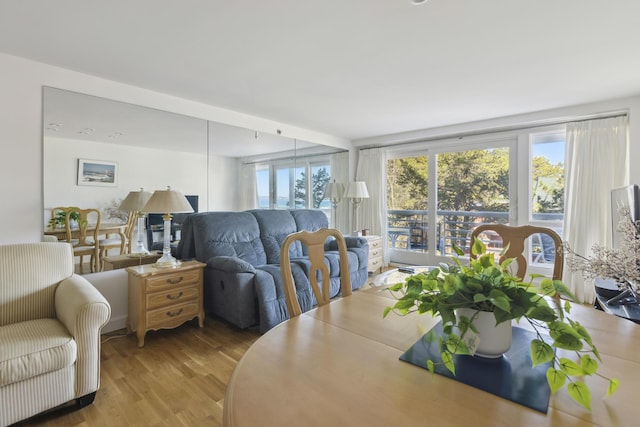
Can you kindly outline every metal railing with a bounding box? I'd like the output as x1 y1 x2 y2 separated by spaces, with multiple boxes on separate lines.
387 209 562 257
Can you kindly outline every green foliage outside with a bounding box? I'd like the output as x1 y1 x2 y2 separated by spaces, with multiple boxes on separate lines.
386 149 564 250
532 157 564 214
295 167 331 208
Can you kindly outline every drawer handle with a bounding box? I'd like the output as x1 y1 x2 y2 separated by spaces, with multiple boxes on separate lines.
372 260 379 265
167 276 184 285
166 291 184 300
166 308 184 317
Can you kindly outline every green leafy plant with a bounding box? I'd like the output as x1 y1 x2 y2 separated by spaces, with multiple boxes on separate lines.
383 238 619 410
48 210 80 229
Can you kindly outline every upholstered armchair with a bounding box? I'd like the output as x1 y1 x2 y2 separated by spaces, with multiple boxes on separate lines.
0 243 111 426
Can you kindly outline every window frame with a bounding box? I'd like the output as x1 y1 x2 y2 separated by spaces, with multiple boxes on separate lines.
255 155 332 211
385 126 567 274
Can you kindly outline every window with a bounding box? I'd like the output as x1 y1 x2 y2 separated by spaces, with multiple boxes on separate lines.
531 132 565 223
436 146 510 256
528 130 565 267
386 140 514 265
385 127 567 273
255 158 332 214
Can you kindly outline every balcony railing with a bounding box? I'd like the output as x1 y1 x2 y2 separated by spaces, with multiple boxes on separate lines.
387 209 562 261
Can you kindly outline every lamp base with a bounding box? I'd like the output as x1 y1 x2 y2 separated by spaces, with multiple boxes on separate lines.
154 253 181 268
127 215 150 257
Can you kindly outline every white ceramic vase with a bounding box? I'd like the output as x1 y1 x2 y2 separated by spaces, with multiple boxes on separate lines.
456 308 512 358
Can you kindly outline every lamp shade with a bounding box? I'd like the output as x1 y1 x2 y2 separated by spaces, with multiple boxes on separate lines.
142 186 195 214
324 180 344 202
119 188 152 212
344 181 369 199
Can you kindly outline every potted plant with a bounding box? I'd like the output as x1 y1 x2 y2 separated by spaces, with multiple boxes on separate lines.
383 238 619 410
48 210 80 229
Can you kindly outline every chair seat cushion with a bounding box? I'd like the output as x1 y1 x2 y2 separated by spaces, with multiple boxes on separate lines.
0 319 77 387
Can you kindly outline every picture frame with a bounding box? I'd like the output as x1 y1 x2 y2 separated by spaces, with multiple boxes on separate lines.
77 159 118 187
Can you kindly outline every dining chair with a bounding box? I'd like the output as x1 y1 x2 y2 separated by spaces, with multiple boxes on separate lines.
280 228 352 318
470 224 564 281
62 207 102 273
98 212 136 267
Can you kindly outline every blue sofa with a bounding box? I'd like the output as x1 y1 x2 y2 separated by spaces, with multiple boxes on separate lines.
177 209 368 333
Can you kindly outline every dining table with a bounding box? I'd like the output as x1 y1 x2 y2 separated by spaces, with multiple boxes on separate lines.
223 285 640 426
44 222 127 243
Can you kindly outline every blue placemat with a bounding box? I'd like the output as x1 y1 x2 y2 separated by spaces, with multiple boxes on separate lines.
400 322 552 413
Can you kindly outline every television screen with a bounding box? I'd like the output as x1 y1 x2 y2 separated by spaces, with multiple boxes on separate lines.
147 195 198 227
610 185 639 248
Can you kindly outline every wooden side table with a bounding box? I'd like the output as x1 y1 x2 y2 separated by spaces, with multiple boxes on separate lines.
362 235 383 273
126 260 206 347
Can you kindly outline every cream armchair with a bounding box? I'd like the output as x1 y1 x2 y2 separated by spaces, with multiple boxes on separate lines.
0 243 111 426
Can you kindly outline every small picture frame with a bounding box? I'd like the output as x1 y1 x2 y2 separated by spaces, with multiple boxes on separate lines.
77 159 118 187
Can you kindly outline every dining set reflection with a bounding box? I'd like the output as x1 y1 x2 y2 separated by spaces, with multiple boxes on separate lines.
44 206 135 273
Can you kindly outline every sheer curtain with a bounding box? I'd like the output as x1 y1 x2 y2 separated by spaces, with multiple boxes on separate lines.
563 116 629 303
356 148 389 266
239 162 257 210
330 152 349 233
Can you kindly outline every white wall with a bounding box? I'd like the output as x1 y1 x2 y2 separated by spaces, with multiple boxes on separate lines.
0 52 347 333
44 137 208 219
0 51 346 244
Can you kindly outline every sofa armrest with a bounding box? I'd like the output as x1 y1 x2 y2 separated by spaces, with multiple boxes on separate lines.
328 236 368 250
207 256 257 274
55 274 111 397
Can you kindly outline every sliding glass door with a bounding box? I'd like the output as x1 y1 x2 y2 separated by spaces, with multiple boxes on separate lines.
385 127 566 275
387 138 515 266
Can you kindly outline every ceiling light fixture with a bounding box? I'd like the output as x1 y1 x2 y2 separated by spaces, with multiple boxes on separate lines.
410 0 427 4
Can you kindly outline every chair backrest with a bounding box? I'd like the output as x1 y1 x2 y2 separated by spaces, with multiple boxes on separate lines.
63 207 102 248
0 243 74 326
280 228 352 317
470 224 564 281
123 212 138 253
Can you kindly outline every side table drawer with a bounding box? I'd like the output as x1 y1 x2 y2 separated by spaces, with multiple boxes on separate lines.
146 284 200 310
368 237 382 250
145 270 200 291
364 236 383 273
146 301 201 329
368 256 383 273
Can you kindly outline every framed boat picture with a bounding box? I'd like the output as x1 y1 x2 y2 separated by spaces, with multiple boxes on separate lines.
77 159 118 187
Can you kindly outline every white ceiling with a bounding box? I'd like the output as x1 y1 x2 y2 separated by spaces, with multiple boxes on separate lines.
2 0 640 146
43 87 318 157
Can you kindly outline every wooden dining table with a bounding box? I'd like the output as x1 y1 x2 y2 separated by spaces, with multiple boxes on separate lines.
44 222 127 243
223 286 640 426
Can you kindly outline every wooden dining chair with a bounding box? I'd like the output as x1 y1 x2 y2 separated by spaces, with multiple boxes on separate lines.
470 224 564 281
62 207 102 273
280 228 352 318
98 212 136 267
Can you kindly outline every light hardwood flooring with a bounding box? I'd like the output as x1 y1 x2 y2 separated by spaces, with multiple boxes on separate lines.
17 270 393 426
17 318 260 426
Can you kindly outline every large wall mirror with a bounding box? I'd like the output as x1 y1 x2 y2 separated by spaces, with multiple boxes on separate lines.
42 87 335 273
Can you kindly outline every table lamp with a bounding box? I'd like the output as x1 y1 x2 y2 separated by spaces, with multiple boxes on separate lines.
142 186 194 267
119 188 152 256
323 180 344 228
344 181 369 234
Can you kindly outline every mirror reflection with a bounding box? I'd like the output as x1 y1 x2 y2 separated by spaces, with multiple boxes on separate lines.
42 87 333 274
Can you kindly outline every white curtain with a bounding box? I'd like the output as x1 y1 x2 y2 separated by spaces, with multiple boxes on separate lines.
239 162 257 210
330 152 349 233
356 148 389 266
563 116 629 303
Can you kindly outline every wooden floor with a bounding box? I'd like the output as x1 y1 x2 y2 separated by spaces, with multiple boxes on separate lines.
17 318 260 426
16 268 393 426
